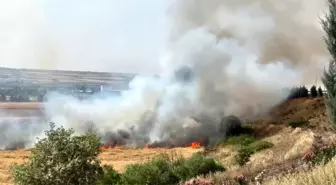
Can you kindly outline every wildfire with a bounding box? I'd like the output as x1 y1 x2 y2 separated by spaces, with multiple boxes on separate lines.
190 142 201 149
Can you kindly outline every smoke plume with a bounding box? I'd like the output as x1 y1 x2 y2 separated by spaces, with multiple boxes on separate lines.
0 0 330 149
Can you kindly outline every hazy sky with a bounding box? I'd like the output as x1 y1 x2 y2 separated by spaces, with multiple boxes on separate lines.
0 0 170 74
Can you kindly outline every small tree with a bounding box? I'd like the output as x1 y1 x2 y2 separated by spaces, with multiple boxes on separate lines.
10 122 103 185
310 86 318 98
302 86 309 98
318 87 324 97
321 0 336 127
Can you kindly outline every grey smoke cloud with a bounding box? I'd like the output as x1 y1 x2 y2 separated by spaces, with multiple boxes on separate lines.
0 0 330 149
168 0 328 84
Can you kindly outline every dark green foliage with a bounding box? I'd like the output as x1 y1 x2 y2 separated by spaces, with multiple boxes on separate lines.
218 134 256 147
235 147 254 166
121 157 180 185
321 0 336 127
10 122 103 185
288 121 310 128
318 87 324 97
218 135 273 166
287 86 309 100
120 153 224 185
173 153 225 181
303 145 336 166
310 86 318 98
248 140 274 152
96 165 121 185
311 146 336 165
235 141 274 166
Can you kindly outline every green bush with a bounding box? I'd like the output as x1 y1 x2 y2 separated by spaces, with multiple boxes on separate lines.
173 153 225 181
96 165 121 185
235 140 273 166
121 157 179 185
10 122 103 185
288 121 309 128
120 153 224 185
218 134 256 147
303 145 336 166
235 147 254 166
312 146 336 165
218 135 273 166
248 141 274 152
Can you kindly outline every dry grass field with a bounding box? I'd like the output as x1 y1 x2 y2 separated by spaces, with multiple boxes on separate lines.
0 147 201 185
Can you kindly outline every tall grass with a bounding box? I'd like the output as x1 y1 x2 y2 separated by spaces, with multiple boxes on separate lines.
265 158 336 185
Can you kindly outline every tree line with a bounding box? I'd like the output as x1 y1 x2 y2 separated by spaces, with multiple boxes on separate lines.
287 86 324 100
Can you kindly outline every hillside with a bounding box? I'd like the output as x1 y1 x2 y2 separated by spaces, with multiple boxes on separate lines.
208 97 336 184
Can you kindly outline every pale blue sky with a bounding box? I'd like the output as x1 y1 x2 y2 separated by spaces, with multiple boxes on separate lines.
0 0 171 74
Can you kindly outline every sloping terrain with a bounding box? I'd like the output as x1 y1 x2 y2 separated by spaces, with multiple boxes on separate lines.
209 97 335 183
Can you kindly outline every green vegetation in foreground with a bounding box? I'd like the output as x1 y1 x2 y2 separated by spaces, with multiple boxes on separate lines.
10 122 103 185
322 0 336 127
10 122 224 185
218 134 274 166
118 152 224 185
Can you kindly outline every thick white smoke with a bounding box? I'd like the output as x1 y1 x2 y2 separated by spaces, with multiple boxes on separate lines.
41 27 300 147
0 0 330 148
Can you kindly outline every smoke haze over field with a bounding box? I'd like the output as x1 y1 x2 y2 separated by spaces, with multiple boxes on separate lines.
0 0 331 148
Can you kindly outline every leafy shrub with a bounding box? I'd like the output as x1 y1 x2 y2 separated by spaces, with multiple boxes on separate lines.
248 140 274 152
303 145 336 166
10 122 103 185
218 134 256 147
120 153 224 185
121 157 179 185
96 165 121 185
288 121 309 128
235 141 274 166
174 153 225 181
234 140 274 166
219 135 273 166
235 147 254 166
312 146 336 165
322 0 336 127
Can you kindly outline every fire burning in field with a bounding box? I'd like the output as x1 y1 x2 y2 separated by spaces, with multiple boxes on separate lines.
99 141 202 151
190 142 201 149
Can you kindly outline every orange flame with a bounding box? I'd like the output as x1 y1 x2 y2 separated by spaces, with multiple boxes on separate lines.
190 142 201 149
